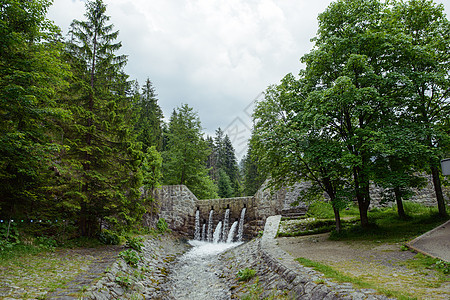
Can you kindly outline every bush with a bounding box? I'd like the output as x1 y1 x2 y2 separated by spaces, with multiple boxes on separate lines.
119 249 140 267
156 218 168 234
237 267 256 282
126 236 144 252
98 230 121 245
35 236 58 251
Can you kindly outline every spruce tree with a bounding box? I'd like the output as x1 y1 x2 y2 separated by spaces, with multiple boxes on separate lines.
62 0 142 236
135 78 164 152
162 104 218 199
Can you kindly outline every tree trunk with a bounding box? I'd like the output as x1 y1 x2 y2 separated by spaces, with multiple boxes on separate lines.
431 165 447 217
353 167 370 228
394 186 407 219
332 202 341 233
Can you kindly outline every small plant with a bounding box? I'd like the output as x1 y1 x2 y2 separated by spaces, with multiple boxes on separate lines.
400 245 409 251
434 260 449 275
126 236 144 252
35 236 58 251
119 249 140 267
156 218 168 234
98 230 121 245
237 267 256 282
115 275 132 289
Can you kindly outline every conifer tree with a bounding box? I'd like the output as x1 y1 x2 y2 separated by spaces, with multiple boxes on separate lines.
163 104 218 199
135 78 164 151
62 0 142 236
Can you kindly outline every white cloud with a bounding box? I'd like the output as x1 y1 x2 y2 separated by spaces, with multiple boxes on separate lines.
47 0 449 159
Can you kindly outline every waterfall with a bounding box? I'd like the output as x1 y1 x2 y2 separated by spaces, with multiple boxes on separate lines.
207 210 214 242
227 221 238 243
237 207 246 242
221 209 230 243
201 223 206 241
194 210 201 240
213 221 222 243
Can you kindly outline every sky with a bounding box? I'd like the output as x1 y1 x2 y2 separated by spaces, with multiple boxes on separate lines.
47 0 450 159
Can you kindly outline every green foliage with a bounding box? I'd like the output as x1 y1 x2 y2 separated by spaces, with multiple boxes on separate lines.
134 78 164 151
98 230 121 245
329 204 448 243
62 0 144 236
35 236 58 251
156 218 169 234
0 0 70 218
398 253 450 276
306 202 359 219
125 236 144 252
115 274 132 289
237 267 256 282
217 169 234 198
241 142 266 196
162 104 218 199
119 249 140 268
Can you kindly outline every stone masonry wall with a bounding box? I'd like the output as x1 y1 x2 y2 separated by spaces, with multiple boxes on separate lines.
153 185 197 236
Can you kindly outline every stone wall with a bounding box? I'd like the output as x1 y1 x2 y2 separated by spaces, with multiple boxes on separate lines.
150 183 308 239
152 185 197 236
196 197 255 240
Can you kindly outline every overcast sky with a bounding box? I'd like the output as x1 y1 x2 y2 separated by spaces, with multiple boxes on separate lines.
47 0 449 159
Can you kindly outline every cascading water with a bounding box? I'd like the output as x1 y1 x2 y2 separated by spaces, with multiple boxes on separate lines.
221 209 230 243
193 206 246 244
213 221 222 243
226 221 238 243
201 223 206 241
237 207 246 242
207 210 214 242
194 210 201 240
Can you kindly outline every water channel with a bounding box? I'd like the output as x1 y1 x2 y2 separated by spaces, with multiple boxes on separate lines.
159 208 246 299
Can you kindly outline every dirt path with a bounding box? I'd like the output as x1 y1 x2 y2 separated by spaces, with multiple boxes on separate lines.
277 233 450 299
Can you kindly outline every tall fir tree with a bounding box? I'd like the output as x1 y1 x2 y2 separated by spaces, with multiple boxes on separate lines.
135 78 164 152
62 0 143 236
162 104 218 199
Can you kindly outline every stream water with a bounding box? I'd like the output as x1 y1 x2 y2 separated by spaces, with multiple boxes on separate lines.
160 240 242 299
159 207 246 299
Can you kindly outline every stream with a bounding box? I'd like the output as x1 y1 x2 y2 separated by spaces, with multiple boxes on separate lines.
159 240 243 299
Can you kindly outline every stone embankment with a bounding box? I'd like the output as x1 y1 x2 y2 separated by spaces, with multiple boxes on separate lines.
84 235 188 299
254 215 392 299
84 218 393 299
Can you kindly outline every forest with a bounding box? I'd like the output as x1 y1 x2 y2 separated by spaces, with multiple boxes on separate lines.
1 0 449 245
0 0 264 242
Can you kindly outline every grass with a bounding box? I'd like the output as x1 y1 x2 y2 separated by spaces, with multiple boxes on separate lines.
296 257 417 300
282 200 449 243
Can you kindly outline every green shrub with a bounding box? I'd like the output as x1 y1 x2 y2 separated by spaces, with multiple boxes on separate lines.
237 267 256 282
35 236 58 251
119 249 140 267
156 218 168 234
126 236 144 252
115 275 132 289
98 230 121 245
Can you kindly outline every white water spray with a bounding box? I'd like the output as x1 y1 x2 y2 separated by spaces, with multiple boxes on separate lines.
201 223 206 241
237 207 246 242
222 209 230 243
227 221 238 243
194 210 201 240
207 210 214 242
213 221 222 243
